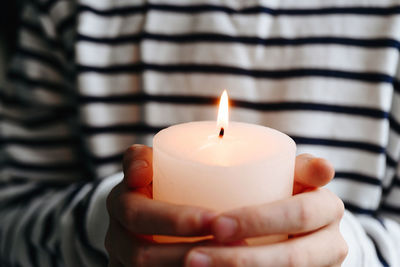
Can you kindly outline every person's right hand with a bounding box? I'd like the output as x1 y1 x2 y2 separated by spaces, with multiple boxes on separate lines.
105 145 217 267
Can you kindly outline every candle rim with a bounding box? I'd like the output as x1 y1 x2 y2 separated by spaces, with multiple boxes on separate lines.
153 121 296 167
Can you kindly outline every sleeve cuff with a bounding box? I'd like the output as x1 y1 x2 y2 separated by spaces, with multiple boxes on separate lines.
85 172 124 254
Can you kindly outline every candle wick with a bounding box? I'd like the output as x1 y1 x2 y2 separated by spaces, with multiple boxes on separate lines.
219 127 224 138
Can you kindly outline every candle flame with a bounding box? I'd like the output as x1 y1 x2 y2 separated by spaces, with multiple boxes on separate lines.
217 90 229 132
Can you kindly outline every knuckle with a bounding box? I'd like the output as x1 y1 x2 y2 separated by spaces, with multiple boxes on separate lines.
116 196 140 231
297 199 312 227
123 203 139 227
171 213 184 234
282 204 292 225
172 209 199 235
242 206 261 231
230 207 251 236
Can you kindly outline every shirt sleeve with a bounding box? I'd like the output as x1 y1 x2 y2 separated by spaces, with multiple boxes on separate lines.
0 172 122 267
0 1 117 266
341 81 400 266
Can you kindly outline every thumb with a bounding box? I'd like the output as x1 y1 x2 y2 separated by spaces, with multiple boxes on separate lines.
122 144 153 189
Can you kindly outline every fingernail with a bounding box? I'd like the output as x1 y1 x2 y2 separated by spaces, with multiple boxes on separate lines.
214 217 238 241
131 160 148 170
302 153 314 161
187 252 211 267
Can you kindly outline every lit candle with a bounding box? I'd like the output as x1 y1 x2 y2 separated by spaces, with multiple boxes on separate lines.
153 90 296 244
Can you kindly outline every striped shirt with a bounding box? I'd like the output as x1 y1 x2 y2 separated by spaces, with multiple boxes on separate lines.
1 0 400 266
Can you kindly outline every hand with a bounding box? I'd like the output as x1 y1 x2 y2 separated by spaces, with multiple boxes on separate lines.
105 145 217 267
185 154 348 267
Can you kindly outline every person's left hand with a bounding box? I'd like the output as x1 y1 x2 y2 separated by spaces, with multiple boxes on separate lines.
185 154 348 267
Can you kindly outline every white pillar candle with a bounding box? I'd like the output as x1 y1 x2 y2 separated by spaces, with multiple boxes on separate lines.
153 91 296 244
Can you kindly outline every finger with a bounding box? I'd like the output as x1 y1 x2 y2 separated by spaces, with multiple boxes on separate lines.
123 145 153 189
186 221 348 267
110 218 207 267
294 154 335 193
287 221 348 266
211 188 344 242
105 221 125 267
109 185 216 236
107 256 123 267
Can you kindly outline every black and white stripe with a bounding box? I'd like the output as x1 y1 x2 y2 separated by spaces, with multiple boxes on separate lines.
2 0 400 266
